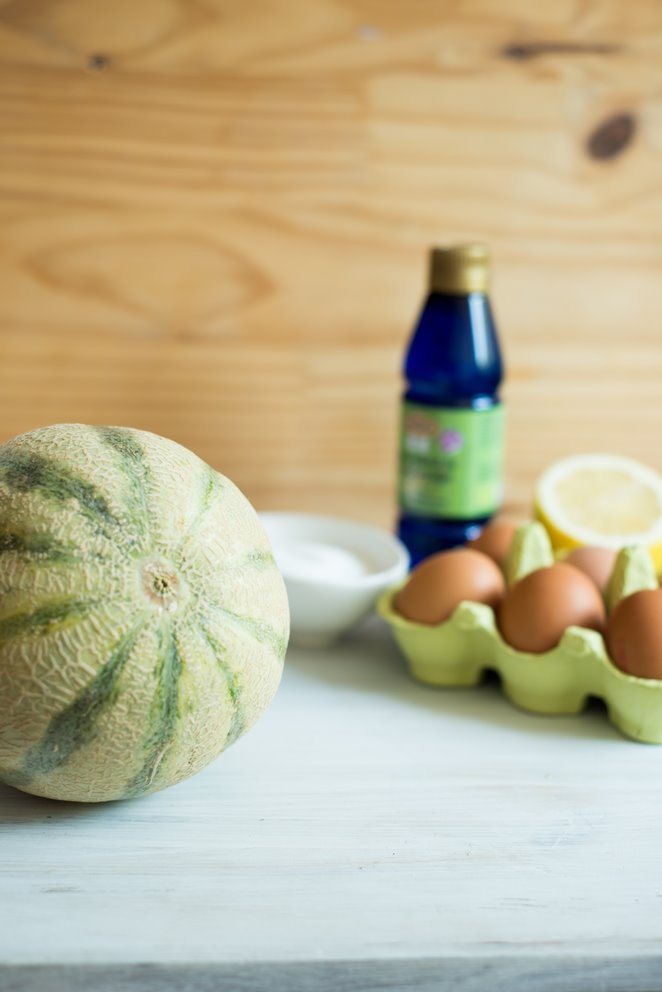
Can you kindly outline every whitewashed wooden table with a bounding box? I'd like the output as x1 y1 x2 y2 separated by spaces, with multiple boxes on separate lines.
2 617 662 992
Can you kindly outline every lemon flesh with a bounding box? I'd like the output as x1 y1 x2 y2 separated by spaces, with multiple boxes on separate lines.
534 455 662 572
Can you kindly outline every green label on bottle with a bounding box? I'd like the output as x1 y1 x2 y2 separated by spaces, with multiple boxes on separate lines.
398 402 505 519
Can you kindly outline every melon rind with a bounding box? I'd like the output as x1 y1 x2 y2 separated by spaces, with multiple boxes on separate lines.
0 424 289 802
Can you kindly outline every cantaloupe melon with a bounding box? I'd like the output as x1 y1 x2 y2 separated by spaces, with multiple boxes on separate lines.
0 424 289 803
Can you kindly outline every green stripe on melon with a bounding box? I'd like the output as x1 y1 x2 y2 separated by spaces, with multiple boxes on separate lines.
0 424 289 803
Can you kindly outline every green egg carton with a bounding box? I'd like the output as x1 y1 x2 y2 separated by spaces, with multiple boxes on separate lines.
377 523 662 743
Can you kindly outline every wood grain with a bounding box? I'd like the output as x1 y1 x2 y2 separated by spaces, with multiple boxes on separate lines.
2 1 662 524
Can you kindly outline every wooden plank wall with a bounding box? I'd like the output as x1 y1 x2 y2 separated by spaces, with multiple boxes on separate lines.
1 0 662 527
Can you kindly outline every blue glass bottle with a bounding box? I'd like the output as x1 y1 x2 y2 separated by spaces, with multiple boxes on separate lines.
397 245 505 567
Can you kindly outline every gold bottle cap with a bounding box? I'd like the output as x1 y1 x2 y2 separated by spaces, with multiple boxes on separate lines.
429 243 491 294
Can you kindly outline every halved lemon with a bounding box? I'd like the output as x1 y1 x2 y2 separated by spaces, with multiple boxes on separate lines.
534 454 662 572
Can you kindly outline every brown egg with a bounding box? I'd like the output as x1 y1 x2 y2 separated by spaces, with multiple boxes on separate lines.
565 546 618 595
498 562 606 654
394 548 505 625
468 519 518 569
606 588 662 679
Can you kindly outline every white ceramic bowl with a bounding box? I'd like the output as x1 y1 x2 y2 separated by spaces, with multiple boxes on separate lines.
260 512 410 648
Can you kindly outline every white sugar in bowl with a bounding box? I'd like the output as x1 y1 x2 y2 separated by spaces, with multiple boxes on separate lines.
259 512 409 648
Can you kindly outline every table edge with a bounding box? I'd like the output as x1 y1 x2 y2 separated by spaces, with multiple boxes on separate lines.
2 953 662 992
